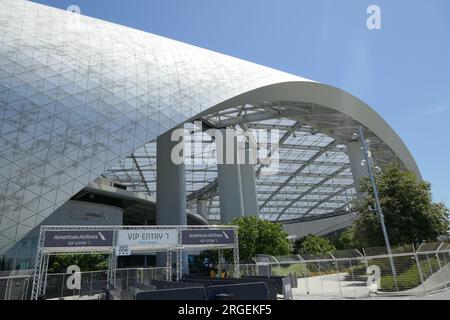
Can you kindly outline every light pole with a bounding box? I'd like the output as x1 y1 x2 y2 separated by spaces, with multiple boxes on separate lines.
357 126 398 289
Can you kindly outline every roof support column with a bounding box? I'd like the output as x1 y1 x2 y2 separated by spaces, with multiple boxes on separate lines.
217 129 245 223
239 147 259 217
347 141 369 193
196 199 208 220
156 127 188 273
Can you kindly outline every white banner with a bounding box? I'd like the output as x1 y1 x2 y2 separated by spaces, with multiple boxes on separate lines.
117 229 179 248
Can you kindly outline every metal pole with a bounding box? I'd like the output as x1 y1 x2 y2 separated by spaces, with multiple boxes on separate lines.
24 277 30 300
358 126 398 287
61 273 65 299
126 269 129 291
218 248 222 277
331 253 343 297
349 259 357 298
296 255 310 295
434 243 446 290
176 249 182 281
317 261 324 295
441 248 450 287
303 262 310 295
412 243 426 295
90 272 93 296
41 253 49 297
234 227 240 279
31 228 46 300
426 253 433 277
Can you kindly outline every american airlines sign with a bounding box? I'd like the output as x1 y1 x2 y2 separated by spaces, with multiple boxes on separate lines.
44 231 114 247
181 229 235 245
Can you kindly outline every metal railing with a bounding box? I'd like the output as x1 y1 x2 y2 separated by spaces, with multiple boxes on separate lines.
255 242 450 298
0 267 167 300
0 274 32 300
1 242 449 300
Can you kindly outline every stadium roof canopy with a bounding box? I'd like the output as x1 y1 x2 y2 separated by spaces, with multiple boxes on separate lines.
102 96 419 222
0 0 420 253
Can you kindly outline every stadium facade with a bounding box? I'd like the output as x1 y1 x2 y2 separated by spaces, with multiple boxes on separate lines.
0 0 420 270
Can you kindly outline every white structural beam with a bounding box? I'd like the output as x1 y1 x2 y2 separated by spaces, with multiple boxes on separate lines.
255 121 302 177
259 140 336 210
131 153 152 196
302 185 353 217
196 199 208 219
275 166 349 221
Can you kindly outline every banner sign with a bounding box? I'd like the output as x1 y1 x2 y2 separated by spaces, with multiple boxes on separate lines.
117 229 179 248
181 229 235 245
44 231 114 248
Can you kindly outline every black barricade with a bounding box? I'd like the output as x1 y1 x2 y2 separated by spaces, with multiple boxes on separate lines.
206 282 269 300
135 287 207 300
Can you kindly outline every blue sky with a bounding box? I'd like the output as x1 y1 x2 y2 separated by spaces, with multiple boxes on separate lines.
32 0 450 206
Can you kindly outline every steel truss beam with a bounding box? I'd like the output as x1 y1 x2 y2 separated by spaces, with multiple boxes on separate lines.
210 204 342 212
101 106 361 222
275 166 349 221
302 185 354 217
255 121 302 177
257 180 352 187
131 153 152 196
213 108 308 127
257 189 354 196
259 140 337 210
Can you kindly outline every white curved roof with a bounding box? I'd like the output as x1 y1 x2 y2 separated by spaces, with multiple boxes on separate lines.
0 0 419 253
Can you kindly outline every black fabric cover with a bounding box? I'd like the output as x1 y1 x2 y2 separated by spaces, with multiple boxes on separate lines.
135 287 207 300
206 282 269 300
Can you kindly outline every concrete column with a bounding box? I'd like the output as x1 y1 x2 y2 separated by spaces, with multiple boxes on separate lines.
217 165 245 223
156 128 187 226
239 162 259 217
156 127 188 273
347 141 369 193
217 129 245 223
196 199 208 219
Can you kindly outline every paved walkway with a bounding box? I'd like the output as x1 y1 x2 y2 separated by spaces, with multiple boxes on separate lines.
293 272 450 300
293 273 370 299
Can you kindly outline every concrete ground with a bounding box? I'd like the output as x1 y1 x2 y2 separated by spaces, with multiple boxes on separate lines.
293 273 371 299
294 290 450 300
293 273 450 300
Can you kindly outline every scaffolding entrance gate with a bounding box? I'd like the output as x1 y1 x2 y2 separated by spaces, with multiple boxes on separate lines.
31 225 239 300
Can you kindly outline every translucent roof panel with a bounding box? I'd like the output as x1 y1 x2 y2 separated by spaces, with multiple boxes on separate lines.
102 109 360 222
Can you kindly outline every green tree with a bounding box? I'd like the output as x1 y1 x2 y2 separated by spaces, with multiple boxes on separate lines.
230 216 292 262
335 227 356 249
47 254 109 274
295 234 336 255
349 162 449 248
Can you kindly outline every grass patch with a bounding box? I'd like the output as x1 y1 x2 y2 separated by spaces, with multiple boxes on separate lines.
380 257 440 292
271 262 339 277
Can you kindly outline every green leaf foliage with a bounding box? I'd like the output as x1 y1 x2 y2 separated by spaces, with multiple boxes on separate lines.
230 216 292 262
295 234 336 255
47 254 109 274
347 162 449 248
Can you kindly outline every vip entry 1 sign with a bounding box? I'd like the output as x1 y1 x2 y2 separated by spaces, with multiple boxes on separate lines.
117 229 179 249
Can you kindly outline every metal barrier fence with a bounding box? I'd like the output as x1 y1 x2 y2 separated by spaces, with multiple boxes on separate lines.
254 242 450 298
1 242 449 300
0 273 32 300
0 267 167 300
220 263 259 278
